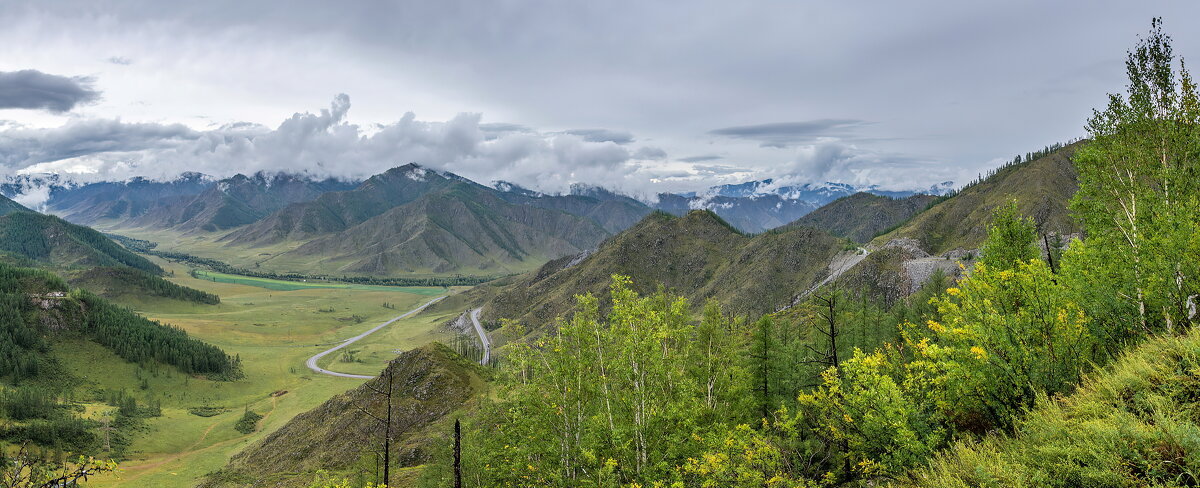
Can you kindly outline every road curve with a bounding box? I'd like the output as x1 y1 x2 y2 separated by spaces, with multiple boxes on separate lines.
469 307 491 365
306 296 447 379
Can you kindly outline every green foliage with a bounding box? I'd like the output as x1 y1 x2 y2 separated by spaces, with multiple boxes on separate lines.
0 265 68 380
904 328 1200 487
751 315 781 420
1 417 98 454
1 387 62 421
188 406 228 417
785 205 1098 483
904 259 1094 433
470 275 754 486
793 349 943 480
679 424 813 487
235 409 263 434
1070 17 1200 336
978 200 1038 271
0 444 118 488
305 469 388 488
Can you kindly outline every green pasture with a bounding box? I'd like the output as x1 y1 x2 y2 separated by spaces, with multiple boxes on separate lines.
77 257 466 487
189 269 447 294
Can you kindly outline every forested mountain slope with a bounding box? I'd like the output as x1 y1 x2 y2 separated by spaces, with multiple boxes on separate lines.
0 194 28 216
215 164 648 275
871 142 1082 254
222 164 467 245
451 210 846 332
0 261 236 380
788 192 937 243
0 211 162 274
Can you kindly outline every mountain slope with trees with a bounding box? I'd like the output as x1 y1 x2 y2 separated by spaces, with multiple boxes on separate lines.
788 192 938 243
0 194 28 216
870 142 1082 254
0 211 163 274
451 209 846 333
416 20 1199 488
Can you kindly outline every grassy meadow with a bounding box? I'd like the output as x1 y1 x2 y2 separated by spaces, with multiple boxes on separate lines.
188 269 447 294
71 257 468 487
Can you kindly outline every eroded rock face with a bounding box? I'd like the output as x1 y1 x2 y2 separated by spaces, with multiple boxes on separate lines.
882 238 930 258
27 294 85 331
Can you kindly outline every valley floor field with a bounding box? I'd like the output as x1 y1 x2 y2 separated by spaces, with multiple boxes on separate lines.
78 257 467 487
190 269 448 294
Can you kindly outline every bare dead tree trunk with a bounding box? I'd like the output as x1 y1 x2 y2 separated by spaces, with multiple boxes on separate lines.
454 418 462 488
354 367 395 487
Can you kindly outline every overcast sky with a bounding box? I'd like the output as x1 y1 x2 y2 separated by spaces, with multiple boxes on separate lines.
0 1 1196 198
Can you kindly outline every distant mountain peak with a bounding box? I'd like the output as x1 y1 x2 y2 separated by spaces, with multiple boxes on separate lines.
494 180 543 197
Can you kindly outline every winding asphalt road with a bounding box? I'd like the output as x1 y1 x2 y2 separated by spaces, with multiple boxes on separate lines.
469 307 491 364
306 296 446 379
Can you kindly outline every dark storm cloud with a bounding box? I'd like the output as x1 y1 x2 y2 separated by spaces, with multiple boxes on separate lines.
708 120 870 148
679 155 722 163
562 129 635 144
0 118 196 169
0 70 101 113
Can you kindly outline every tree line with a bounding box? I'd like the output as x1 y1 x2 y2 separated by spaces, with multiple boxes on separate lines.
85 266 220 305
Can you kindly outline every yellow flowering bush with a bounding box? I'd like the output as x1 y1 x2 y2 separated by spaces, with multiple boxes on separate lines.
904 259 1094 433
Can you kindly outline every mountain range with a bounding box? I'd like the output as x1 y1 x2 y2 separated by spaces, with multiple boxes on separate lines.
0 165 954 277
4 169 953 235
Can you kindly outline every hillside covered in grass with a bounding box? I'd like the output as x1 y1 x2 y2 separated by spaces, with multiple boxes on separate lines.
905 327 1200 487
